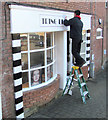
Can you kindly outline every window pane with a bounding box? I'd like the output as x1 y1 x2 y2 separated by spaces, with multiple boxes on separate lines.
81 54 86 61
81 43 86 53
46 32 53 48
30 33 45 50
97 31 101 37
31 68 45 86
30 51 44 68
47 65 53 81
21 53 28 70
47 49 53 64
22 72 29 88
20 34 28 51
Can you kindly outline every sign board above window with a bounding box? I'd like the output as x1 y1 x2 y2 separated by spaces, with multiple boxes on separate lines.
9 5 92 33
40 14 64 27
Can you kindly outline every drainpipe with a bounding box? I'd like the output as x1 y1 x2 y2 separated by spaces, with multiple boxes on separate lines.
101 19 104 69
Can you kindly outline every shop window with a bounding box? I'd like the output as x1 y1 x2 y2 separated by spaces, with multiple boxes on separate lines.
96 28 103 39
20 32 56 90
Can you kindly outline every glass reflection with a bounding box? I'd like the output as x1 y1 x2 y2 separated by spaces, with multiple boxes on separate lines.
20 34 28 51
46 32 53 48
30 33 44 50
30 51 44 68
22 72 29 88
47 49 53 64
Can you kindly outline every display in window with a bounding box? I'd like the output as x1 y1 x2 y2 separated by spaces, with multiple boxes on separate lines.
20 34 28 51
31 69 41 86
46 32 53 48
30 32 45 50
47 65 53 81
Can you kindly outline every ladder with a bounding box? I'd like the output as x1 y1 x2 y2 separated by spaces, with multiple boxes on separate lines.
63 66 90 104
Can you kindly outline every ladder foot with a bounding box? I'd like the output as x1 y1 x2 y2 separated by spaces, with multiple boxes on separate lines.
63 67 90 104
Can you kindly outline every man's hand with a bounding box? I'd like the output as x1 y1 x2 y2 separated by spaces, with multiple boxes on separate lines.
63 15 67 19
65 16 67 19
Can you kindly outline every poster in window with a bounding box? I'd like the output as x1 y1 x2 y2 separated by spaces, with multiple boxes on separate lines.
31 69 42 86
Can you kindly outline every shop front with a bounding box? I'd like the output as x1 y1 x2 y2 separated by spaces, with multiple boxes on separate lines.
9 4 91 118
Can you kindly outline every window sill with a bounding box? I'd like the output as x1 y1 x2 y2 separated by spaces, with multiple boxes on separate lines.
22 74 57 92
96 37 103 39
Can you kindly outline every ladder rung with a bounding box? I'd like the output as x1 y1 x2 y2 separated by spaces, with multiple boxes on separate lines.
67 74 74 78
70 74 74 77
83 91 88 96
81 82 86 87
73 78 78 81
79 74 83 78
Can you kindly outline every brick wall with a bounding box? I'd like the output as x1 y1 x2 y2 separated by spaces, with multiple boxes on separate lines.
0 2 2 91
23 77 60 117
1 3 15 118
90 2 106 71
23 2 91 14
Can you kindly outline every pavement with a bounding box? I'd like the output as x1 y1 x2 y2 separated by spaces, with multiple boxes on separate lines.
28 62 107 119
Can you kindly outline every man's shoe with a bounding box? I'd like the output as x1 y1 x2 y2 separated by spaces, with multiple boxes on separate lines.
78 60 86 67
74 63 79 66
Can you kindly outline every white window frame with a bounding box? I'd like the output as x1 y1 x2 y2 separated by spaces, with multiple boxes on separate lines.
21 32 57 92
96 28 103 39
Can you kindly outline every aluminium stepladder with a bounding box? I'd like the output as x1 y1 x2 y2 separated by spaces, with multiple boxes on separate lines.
63 66 90 104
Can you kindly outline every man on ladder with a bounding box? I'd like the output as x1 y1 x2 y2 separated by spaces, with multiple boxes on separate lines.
64 10 86 67
63 11 90 103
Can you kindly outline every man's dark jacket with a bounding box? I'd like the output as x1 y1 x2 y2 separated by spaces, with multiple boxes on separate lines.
64 17 83 40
